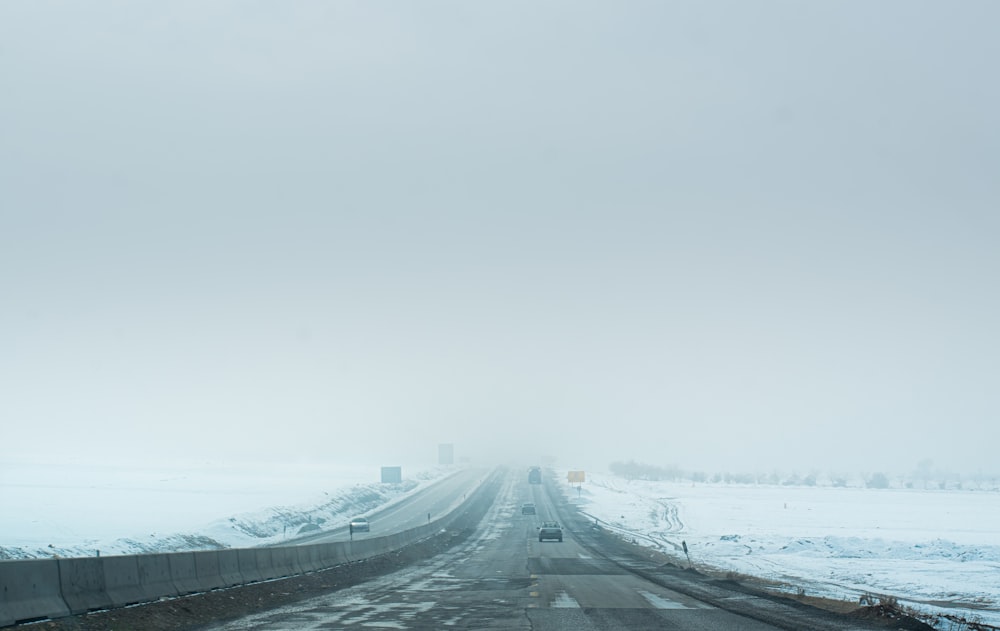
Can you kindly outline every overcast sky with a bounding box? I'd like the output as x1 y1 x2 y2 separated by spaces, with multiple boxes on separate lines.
2 1 998 476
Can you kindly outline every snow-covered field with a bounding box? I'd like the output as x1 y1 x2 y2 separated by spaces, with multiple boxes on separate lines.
560 471 1000 630
0 458 455 559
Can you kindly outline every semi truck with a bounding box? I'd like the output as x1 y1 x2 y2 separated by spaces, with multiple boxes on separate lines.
528 466 542 484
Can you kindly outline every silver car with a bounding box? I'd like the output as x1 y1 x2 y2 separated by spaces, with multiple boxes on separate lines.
538 521 563 542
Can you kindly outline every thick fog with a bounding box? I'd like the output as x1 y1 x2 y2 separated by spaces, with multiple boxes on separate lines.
2 1 998 477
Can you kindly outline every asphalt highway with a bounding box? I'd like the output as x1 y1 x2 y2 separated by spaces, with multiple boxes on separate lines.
209 469 895 630
285 467 490 545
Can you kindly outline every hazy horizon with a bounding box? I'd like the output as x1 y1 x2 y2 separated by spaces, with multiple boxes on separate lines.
3 1 998 478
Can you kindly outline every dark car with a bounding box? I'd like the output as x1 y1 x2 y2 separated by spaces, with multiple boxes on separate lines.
521 503 536 515
350 517 370 532
538 521 563 542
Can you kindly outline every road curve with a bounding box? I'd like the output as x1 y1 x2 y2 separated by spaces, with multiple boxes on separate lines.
286 466 490 545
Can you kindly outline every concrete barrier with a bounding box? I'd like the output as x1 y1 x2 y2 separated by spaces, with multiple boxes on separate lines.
237 547 264 584
266 547 300 580
135 553 178 603
192 551 224 592
387 532 408 551
0 559 69 626
168 553 201 595
320 541 350 567
58 557 111 615
102 555 146 608
217 549 244 587
347 538 385 562
296 545 323 573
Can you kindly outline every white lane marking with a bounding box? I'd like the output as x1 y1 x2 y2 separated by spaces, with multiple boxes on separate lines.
552 591 581 608
577 553 592 559
638 589 704 610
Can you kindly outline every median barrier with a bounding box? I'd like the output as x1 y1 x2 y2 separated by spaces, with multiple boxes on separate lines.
347 537 385 562
411 524 433 542
255 547 277 580
136 553 179 601
168 552 201 595
296 545 323 573
321 541 350 567
384 532 406 552
135 553 177 602
58 557 111 615
265 546 299 580
102 555 146 608
217 549 244 587
0 558 69 627
192 551 223 592
238 547 265 584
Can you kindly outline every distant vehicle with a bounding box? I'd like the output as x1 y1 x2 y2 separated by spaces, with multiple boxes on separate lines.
521 503 536 515
349 517 370 532
528 466 542 484
538 521 563 542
